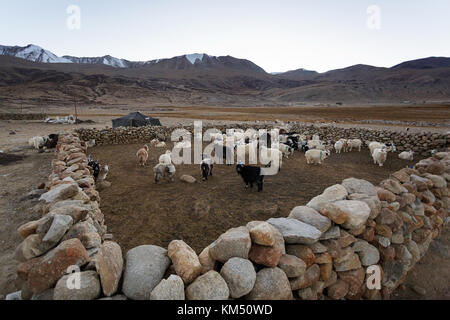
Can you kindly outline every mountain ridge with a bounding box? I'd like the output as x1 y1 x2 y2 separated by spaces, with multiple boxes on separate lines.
0 44 449 106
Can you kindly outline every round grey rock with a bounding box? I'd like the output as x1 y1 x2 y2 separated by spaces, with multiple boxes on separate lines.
185 271 229 300
122 245 171 300
220 258 256 298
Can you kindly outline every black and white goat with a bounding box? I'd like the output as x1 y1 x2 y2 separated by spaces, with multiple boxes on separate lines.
200 155 213 181
88 155 101 180
236 163 265 192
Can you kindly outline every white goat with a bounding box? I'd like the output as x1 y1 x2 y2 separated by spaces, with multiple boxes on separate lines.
399 150 414 161
372 148 388 166
347 139 362 152
305 149 330 165
28 136 48 150
159 150 172 165
334 141 344 154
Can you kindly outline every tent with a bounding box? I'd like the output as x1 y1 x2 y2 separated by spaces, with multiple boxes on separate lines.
112 112 161 128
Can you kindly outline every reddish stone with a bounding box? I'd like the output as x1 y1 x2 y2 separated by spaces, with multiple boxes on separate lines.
27 238 90 294
327 280 349 300
286 245 315 268
249 243 283 267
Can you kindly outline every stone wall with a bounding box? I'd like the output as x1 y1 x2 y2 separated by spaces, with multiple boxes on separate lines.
0 113 47 120
76 123 449 157
8 130 450 300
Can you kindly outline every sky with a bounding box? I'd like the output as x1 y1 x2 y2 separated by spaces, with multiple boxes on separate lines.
0 0 449 73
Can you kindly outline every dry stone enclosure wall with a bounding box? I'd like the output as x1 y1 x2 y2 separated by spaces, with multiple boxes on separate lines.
9 127 450 300
76 123 448 157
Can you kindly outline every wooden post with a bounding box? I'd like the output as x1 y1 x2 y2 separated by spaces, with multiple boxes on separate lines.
74 96 78 121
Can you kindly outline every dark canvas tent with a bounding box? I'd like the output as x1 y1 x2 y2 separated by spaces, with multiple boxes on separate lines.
112 112 161 128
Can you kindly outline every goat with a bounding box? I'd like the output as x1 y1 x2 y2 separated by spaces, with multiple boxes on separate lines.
153 163 176 184
97 165 109 182
347 139 362 152
88 155 101 180
236 163 264 192
136 145 149 166
200 156 214 181
372 147 388 166
305 149 330 165
399 150 414 161
159 150 172 165
44 134 59 149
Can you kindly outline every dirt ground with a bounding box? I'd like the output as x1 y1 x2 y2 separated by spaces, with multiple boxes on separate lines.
0 149 52 296
90 143 422 254
391 227 450 300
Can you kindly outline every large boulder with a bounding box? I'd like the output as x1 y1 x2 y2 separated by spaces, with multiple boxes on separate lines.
277 254 307 278
267 218 321 244
331 200 371 230
352 240 380 266
246 221 276 246
185 271 229 300
220 257 256 298
247 268 293 300
168 240 202 284
209 227 251 263
306 184 348 211
288 206 331 233
53 271 101 300
27 239 90 294
289 264 320 290
122 245 171 300
347 193 381 219
95 241 123 297
425 174 447 188
49 204 90 223
326 279 349 300
286 245 315 267
15 233 57 261
180 175 196 184
39 183 80 203
150 275 185 300
248 243 283 267
198 246 216 274
42 214 73 243
379 179 407 195
342 178 377 196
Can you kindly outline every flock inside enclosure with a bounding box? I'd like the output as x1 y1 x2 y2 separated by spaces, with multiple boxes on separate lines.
126 129 410 189
6 120 449 300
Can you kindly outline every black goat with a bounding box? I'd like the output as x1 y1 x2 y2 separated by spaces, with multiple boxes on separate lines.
44 134 59 149
236 164 264 192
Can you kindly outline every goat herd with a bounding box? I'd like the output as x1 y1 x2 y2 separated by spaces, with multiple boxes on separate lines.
27 129 416 193
126 129 416 193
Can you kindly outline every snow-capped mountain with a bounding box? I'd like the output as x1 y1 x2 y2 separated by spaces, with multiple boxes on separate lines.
0 44 266 73
0 44 72 64
62 55 131 68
